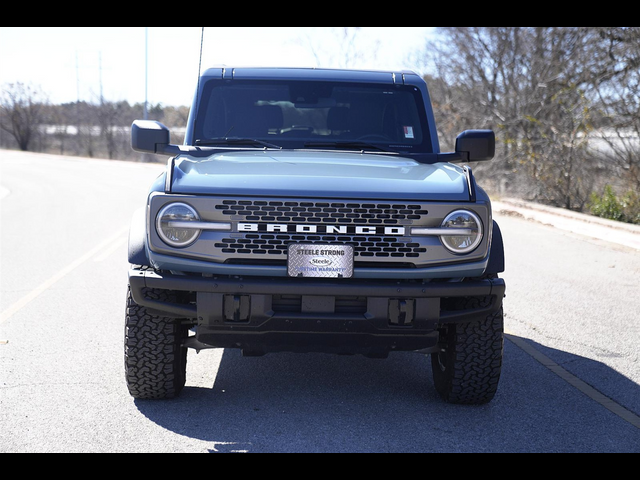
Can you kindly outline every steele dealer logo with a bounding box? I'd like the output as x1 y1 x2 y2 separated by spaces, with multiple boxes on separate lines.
310 257 333 267
238 223 406 236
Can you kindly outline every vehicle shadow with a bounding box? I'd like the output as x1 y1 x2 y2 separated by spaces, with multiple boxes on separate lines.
135 337 640 453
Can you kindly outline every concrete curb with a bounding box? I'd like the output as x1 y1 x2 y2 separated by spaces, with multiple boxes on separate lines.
493 198 640 252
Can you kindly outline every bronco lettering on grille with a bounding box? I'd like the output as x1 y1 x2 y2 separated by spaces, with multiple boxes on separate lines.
238 223 406 236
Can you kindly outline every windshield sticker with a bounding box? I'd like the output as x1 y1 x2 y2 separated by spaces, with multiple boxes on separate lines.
404 126 415 139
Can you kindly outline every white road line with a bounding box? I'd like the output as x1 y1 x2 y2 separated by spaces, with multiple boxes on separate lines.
0 227 129 325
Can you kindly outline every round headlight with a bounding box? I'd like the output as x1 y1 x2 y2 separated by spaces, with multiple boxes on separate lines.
156 203 201 248
440 210 483 254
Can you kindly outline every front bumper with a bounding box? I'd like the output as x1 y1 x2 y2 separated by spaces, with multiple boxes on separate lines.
128 269 505 357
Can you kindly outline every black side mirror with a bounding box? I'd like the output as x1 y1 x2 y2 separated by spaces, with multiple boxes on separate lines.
131 120 171 154
455 130 496 162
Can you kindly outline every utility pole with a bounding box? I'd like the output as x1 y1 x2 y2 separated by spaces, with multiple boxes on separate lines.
99 51 104 106
76 51 81 105
144 27 149 121
141 27 153 162
75 51 81 156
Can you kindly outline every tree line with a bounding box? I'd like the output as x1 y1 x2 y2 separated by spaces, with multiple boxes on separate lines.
0 83 188 161
423 27 639 223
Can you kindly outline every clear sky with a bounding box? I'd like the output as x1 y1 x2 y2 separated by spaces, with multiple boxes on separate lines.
0 27 433 107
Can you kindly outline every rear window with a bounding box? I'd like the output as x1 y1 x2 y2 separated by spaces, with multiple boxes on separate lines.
194 80 433 153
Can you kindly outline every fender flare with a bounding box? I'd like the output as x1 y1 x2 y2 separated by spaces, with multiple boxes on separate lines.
128 208 151 267
486 221 505 275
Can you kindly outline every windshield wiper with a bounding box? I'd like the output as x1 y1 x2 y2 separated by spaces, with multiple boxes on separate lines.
195 138 283 150
304 141 396 154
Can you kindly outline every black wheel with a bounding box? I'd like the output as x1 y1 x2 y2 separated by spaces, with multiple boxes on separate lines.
431 298 504 405
125 286 189 400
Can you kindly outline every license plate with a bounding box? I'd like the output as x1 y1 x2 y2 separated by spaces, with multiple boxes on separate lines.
288 244 354 279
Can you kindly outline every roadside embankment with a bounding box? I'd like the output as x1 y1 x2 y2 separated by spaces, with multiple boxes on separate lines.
493 198 640 252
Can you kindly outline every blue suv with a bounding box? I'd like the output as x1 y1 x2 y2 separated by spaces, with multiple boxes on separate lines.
126 67 506 405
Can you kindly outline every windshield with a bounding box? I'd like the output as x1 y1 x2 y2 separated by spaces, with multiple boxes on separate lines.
193 80 433 154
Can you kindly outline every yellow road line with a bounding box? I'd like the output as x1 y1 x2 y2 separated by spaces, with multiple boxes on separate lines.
506 333 640 430
1 227 129 325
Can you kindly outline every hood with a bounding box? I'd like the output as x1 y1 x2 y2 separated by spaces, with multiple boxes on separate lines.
170 150 470 201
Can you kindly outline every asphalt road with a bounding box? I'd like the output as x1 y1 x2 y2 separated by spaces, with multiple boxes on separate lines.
1 150 639 453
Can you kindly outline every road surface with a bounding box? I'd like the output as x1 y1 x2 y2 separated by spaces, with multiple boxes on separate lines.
1 150 639 453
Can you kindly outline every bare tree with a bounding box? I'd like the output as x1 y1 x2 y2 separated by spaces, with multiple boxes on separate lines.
96 100 128 160
421 27 636 210
298 27 379 68
591 27 640 192
0 83 48 152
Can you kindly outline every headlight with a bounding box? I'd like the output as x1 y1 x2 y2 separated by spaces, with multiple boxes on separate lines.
439 210 483 254
156 203 201 248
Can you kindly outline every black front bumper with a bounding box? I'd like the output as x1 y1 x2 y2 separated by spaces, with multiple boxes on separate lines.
128 269 505 357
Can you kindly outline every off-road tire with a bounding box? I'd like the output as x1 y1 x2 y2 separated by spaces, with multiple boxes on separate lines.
431 296 504 405
125 286 189 400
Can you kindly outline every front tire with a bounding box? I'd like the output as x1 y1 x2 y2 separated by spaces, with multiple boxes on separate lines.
125 287 189 400
431 300 504 405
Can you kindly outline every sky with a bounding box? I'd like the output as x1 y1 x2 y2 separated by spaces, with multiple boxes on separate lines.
0 27 434 107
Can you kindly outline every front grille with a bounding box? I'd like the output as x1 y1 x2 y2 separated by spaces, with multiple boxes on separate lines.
216 234 427 259
152 195 490 272
206 198 433 267
215 200 429 225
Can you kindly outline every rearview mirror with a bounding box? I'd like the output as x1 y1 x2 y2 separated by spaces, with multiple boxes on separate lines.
455 130 495 162
131 120 171 154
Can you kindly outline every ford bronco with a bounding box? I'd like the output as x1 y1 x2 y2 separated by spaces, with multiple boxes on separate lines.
126 67 506 405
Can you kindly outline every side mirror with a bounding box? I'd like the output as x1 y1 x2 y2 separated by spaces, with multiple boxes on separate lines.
131 120 171 154
455 130 495 162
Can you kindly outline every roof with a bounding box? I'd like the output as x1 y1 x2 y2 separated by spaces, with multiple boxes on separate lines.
201 66 421 85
